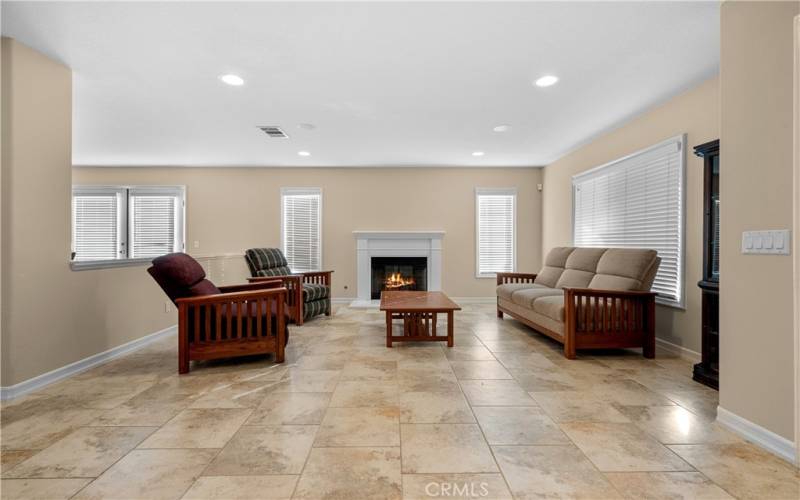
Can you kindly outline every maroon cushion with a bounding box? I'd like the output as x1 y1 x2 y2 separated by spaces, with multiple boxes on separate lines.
148 253 211 304
188 279 221 297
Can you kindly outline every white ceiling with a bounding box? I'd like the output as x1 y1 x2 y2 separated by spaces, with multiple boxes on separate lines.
1 1 719 167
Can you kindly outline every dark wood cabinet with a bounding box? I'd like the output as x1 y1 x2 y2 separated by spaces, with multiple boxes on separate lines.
693 139 719 390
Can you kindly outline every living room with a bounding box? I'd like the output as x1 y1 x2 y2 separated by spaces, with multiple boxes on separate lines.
1 1 799 499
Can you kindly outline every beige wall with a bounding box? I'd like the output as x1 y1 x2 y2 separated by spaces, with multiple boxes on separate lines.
541 77 720 354
719 0 798 442
72 167 543 297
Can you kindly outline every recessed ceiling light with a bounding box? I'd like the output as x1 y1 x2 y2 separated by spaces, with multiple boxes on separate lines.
534 75 559 87
472 151 485 157
493 125 511 133
297 123 316 130
298 151 311 157
219 74 244 86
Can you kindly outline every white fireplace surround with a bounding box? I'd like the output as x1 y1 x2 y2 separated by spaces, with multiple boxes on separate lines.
351 231 444 308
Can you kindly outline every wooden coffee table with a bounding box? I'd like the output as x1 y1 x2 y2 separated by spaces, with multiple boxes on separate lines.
380 291 461 347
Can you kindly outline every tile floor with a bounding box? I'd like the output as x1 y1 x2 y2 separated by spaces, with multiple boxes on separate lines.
1 304 798 499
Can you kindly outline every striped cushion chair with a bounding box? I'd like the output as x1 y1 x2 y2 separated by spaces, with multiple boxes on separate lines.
244 248 333 325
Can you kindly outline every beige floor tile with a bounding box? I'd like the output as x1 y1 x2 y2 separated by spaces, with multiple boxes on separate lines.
1 396 102 451
460 380 537 406
294 354 348 370
72 449 217 500
246 392 330 425
398 391 476 424
508 367 583 392
0 478 92 499
617 406 740 445
188 381 279 409
449 360 512 380
91 399 190 427
0 451 36 474
668 443 800 500
181 475 298 500
398 369 461 393
492 351 557 371
204 425 317 475
293 447 401 500
561 422 694 472
473 406 569 445
402 473 512 499
340 360 398 381
592 379 677 406
400 424 498 473
330 381 399 407
493 445 622 499
39 374 157 410
139 408 251 448
480 339 538 353
314 407 400 446
4 426 155 478
530 391 631 423
444 346 497 361
274 369 341 393
606 472 734 499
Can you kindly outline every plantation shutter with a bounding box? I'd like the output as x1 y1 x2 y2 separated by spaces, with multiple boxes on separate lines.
282 188 322 272
573 136 684 306
129 188 183 258
476 188 516 277
72 188 124 261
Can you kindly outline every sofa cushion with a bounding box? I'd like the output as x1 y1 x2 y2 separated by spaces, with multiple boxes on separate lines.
555 247 606 289
510 287 563 308
245 248 290 275
533 295 565 322
302 283 330 302
188 279 221 297
148 252 210 305
534 247 575 287
496 283 539 301
588 248 659 292
255 266 293 277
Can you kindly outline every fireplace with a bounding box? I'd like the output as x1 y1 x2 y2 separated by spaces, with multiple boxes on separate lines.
371 257 427 300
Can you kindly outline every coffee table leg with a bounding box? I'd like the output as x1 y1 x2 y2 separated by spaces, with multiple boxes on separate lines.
386 311 392 348
447 310 454 347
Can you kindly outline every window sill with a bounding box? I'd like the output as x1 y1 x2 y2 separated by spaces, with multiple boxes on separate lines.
70 258 153 271
656 297 686 311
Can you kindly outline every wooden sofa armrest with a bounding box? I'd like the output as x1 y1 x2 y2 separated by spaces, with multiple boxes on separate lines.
248 275 304 324
302 270 333 286
176 287 287 306
496 272 538 286
219 280 283 293
561 287 656 359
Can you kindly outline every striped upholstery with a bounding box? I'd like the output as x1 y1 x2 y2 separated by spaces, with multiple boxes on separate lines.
245 248 291 277
304 299 329 319
303 283 330 302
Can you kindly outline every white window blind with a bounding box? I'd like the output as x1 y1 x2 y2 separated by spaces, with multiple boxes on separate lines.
476 188 516 277
129 189 181 259
281 188 322 273
72 188 125 261
71 185 185 268
572 135 685 307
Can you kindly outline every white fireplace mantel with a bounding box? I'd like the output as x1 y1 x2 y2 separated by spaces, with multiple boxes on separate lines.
352 231 445 307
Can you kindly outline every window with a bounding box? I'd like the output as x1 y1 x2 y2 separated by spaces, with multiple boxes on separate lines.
71 186 185 269
281 188 322 272
572 135 685 307
476 187 516 277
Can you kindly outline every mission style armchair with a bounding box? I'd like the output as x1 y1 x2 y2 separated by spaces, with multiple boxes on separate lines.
496 247 660 359
244 248 333 325
148 253 289 374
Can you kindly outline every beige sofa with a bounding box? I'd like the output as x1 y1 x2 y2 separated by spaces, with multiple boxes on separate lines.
496 247 661 359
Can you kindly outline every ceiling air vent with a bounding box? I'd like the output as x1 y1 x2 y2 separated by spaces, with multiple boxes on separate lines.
258 126 289 139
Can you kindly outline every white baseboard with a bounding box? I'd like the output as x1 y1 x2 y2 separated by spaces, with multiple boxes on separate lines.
0 325 177 401
655 338 701 363
717 406 797 465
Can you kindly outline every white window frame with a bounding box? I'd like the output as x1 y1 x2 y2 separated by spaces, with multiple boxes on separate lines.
475 187 517 278
71 185 186 271
280 187 323 272
571 134 686 309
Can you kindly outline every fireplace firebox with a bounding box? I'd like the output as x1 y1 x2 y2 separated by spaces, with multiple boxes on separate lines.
371 257 427 300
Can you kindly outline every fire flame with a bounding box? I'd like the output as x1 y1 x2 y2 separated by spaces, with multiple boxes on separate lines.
384 272 415 289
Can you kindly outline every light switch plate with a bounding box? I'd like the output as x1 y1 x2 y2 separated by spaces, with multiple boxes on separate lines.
741 230 791 255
